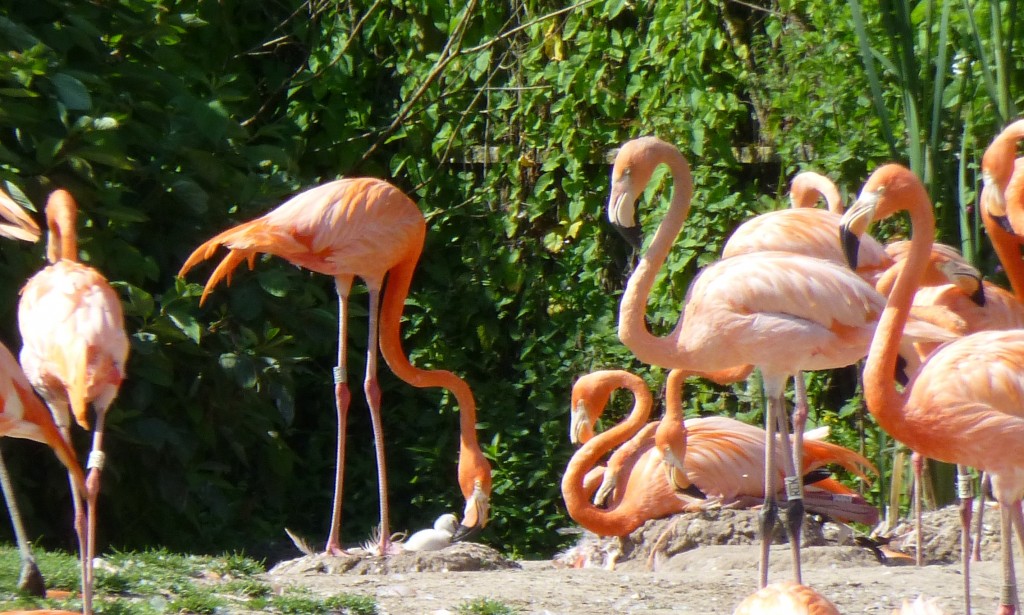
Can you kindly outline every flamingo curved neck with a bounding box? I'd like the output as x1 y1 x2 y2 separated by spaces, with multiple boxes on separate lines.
617 153 696 367
376 243 489 497
658 369 689 438
562 376 653 536
864 190 935 436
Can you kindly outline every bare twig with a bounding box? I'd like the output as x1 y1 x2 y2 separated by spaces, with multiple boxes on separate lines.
357 0 480 166
459 0 598 55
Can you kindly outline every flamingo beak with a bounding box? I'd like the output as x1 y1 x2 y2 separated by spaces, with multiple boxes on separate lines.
966 276 986 307
662 447 689 492
569 399 592 445
453 482 489 543
838 193 879 270
938 259 986 307
608 180 643 250
593 474 616 507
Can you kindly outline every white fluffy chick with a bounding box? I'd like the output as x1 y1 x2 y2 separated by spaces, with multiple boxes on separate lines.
402 514 460 552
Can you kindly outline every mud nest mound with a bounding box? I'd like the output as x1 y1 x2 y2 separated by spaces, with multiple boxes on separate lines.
268 542 519 576
885 504 1001 564
557 504 1002 571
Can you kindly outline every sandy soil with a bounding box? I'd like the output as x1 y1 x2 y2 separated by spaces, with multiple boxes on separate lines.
263 506 1007 614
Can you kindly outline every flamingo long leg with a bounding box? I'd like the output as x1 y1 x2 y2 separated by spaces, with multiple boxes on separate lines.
54 419 89 615
997 501 1019 614
770 380 803 586
973 472 989 562
0 446 45 595
363 287 391 556
83 407 112 615
956 464 973 615
758 383 781 589
326 278 353 555
912 452 924 566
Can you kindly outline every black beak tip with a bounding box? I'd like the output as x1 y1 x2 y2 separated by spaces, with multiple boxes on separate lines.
969 280 986 307
452 524 481 543
894 354 909 386
613 223 643 251
993 214 1017 236
839 226 860 270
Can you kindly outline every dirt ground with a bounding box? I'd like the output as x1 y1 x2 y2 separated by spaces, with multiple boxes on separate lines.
263 506 1007 614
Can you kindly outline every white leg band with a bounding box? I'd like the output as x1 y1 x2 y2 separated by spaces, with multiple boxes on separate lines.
87 450 106 470
784 476 803 500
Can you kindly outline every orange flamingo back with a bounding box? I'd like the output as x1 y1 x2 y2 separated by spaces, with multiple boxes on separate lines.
733 581 841 615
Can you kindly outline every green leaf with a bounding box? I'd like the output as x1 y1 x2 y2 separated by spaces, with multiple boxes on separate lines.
165 304 202 343
50 72 92 111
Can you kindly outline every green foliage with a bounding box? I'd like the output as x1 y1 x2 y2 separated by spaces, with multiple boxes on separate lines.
259 591 378 615
0 544 334 614
456 597 519 615
0 0 1019 563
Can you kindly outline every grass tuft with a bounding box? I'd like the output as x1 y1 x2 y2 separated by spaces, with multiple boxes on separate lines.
0 544 378 614
456 597 519 614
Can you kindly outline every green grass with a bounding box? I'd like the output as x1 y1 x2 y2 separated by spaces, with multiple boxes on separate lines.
456 597 520 615
0 544 378 614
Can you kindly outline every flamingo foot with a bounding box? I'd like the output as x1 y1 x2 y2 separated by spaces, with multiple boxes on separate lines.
324 544 348 557
18 559 45 596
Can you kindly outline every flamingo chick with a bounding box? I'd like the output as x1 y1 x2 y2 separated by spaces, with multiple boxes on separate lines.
401 513 459 552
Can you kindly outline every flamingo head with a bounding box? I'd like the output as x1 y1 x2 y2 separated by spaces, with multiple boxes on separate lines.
569 395 598 445
653 417 690 491
840 164 925 269
981 120 1024 235
0 188 40 243
938 258 986 306
453 447 491 543
452 478 490 542
607 136 679 250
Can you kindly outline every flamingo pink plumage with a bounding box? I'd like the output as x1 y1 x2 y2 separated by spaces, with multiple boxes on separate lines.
605 136 917 587
17 190 129 615
178 178 492 555
839 163 1024 615
732 581 841 615
562 370 876 539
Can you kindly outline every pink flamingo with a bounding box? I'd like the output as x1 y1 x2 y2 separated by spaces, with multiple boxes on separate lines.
179 178 491 555
605 137 952 587
839 163 1024 615
18 190 129 615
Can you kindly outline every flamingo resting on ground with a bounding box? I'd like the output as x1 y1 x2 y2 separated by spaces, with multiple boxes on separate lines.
179 177 492 555
839 163 1024 615
570 369 876 523
562 370 877 539
604 137 952 587
17 190 129 615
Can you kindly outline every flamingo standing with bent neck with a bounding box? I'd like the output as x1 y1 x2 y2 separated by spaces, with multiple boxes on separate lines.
839 163 1024 615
